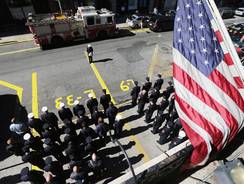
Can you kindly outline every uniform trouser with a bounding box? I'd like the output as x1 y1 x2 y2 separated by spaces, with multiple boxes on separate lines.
137 102 146 114
158 127 172 144
88 56 93 63
131 97 137 106
152 119 163 133
145 110 154 123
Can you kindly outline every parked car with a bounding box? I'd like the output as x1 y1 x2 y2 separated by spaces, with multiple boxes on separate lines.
219 7 234 19
126 14 148 29
235 7 244 16
227 23 244 38
148 15 174 32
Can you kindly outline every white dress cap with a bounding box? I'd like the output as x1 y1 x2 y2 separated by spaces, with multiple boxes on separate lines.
28 113 34 119
88 93 93 98
42 106 48 112
74 100 79 105
178 130 186 139
116 114 122 121
23 133 31 141
59 103 65 109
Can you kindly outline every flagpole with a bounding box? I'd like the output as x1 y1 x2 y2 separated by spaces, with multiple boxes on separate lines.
206 0 244 82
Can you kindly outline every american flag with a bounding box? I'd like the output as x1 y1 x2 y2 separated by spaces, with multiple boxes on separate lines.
173 0 244 166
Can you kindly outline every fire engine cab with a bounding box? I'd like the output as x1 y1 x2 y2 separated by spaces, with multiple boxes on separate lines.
26 6 116 50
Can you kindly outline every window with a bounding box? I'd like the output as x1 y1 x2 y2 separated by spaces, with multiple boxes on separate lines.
96 17 101 24
86 17 94 25
107 16 113 24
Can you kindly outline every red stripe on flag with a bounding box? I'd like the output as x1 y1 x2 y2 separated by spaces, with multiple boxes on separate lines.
179 118 209 166
173 63 239 141
233 77 244 89
175 95 223 150
209 70 244 112
215 30 223 42
224 53 234 65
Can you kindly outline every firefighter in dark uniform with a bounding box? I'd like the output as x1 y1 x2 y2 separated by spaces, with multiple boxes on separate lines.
23 133 45 154
44 138 66 163
58 103 73 122
130 81 141 106
106 102 118 129
88 152 104 177
87 44 94 63
95 117 109 145
20 167 46 184
27 112 44 137
22 149 46 170
79 121 97 141
142 76 152 92
137 89 148 115
42 123 62 145
6 137 24 156
91 107 104 125
169 129 187 149
157 95 169 116
65 141 82 162
152 113 169 134
73 100 86 118
76 115 90 129
153 74 164 90
145 100 157 123
149 86 160 104
157 120 175 145
100 89 111 113
86 93 98 115
40 106 59 132
63 127 78 146
44 157 65 182
113 114 124 138
162 81 175 99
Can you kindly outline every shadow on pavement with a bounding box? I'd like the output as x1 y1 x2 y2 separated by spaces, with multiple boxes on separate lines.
122 114 143 123
0 174 21 184
90 154 143 183
118 104 133 113
121 125 151 138
98 141 136 156
0 94 20 161
93 58 113 63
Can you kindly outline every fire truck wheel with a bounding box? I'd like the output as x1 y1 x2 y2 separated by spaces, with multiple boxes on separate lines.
40 44 48 50
51 36 64 47
98 31 107 40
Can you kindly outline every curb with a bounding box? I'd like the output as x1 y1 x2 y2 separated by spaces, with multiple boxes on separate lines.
0 39 33 46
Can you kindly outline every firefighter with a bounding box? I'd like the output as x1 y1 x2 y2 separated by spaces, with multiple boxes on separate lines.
22 149 46 170
142 76 152 92
145 100 157 123
130 81 141 106
58 103 73 122
137 89 148 115
73 100 86 118
152 113 169 134
40 106 59 132
106 102 118 129
27 112 44 137
153 74 164 90
23 133 45 154
87 44 94 63
86 93 98 115
100 89 111 113
169 129 188 149
113 114 124 138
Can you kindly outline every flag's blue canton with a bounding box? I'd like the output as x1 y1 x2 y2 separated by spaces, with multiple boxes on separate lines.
173 0 224 76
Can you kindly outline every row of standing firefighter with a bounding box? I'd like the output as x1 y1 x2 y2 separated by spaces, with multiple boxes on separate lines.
6 75 188 184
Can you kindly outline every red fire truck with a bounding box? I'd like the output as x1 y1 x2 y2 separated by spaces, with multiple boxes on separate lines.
26 6 116 50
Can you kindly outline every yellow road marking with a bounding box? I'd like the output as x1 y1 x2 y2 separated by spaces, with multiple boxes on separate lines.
84 52 116 104
0 80 23 103
84 52 150 163
131 28 151 33
32 72 39 118
31 72 41 171
148 44 159 79
0 47 39 56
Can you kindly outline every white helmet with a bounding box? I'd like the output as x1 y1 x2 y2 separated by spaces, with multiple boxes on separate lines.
178 130 186 139
88 93 93 98
88 44 91 47
116 114 122 121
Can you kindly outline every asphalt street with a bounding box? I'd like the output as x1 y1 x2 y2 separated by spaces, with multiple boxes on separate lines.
0 28 174 183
